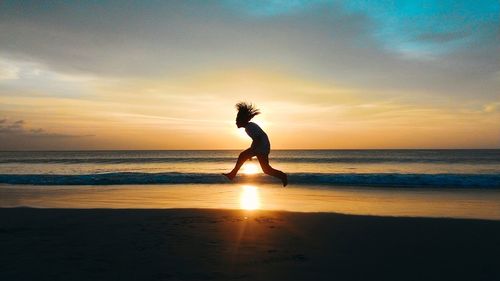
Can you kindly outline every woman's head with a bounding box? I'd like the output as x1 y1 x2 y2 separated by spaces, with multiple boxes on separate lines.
235 102 260 128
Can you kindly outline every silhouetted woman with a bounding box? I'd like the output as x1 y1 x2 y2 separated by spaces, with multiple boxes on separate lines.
223 102 288 186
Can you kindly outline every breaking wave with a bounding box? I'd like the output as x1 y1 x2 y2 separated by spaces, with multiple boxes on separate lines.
0 172 499 188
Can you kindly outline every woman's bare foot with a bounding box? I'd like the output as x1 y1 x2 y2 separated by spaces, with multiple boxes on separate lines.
282 173 288 187
222 172 235 180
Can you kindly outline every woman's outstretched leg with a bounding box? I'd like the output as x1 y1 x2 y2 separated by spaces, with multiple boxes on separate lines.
223 148 255 180
257 154 288 186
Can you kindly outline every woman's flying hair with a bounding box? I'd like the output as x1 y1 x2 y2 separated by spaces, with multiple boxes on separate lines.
236 102 260 122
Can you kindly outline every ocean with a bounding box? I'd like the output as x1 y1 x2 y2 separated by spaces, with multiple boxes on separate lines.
0 149 499 188
1 149 500 219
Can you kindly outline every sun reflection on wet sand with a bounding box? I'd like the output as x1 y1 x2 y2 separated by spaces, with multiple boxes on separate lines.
1 184 499 220
240 185 260 210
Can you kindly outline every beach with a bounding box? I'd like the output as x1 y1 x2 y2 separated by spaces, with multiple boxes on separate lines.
1 208 500 281
1 150 500 280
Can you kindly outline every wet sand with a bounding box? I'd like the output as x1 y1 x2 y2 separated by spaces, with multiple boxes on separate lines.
1 208 499 281
2 184 499 220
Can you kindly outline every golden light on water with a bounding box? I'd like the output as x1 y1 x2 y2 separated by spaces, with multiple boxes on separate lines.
240 185 261 210
241 162 259 175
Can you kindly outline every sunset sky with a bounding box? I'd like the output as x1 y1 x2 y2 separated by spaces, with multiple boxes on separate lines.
0 0 499 150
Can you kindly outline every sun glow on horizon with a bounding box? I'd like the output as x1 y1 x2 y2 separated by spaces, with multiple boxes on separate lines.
241 162 260 175
240 185 261 210
236 119 267 140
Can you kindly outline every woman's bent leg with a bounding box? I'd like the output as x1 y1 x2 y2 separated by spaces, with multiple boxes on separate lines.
257 154 288 186
224 148 255 180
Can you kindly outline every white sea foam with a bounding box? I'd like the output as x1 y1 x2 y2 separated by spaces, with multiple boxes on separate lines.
0 172 499 188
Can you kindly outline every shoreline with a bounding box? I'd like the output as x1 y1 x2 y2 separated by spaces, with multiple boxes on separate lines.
1 208 500 280
1 184 499 220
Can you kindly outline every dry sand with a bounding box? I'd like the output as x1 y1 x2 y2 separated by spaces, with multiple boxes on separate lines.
1 208 499 281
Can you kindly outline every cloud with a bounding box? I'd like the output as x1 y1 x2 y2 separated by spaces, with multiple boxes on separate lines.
0 58 20 80
343 0 499 56
484 102 500 113
0 0 498 101
0 56 97 100
0 118 93 138
416 31 469 43
223 0 326 16
0 118 96 150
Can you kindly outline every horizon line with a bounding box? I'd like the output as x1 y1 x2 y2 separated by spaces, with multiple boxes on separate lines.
1 148 500 152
